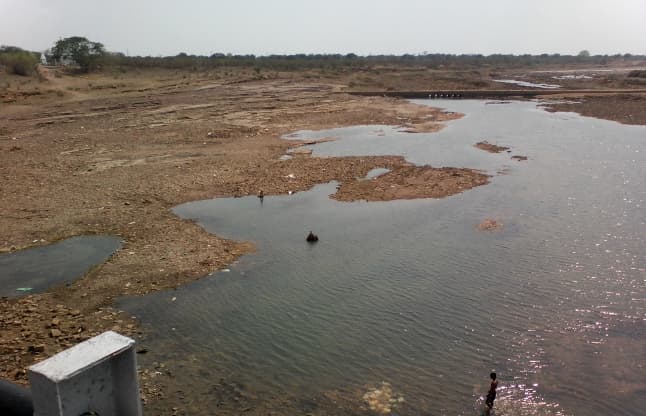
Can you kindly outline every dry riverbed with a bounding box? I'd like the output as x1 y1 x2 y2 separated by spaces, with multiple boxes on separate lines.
3 66 644 414
0 69 486 409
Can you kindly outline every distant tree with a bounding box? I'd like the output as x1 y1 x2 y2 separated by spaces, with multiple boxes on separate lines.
50 36 105 72
577 50 590 57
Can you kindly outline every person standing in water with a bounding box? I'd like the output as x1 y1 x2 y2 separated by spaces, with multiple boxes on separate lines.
485 372 498 410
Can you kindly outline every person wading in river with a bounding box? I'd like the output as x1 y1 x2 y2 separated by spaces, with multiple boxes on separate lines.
485 372 498 410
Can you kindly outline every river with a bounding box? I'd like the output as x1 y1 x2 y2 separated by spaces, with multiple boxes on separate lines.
120 99 646 415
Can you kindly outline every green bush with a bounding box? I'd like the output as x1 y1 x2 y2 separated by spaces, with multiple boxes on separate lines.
49 36 105 73
0 48 39 76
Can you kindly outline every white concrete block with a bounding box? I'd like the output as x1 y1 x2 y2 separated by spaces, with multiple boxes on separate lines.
28 331 142 416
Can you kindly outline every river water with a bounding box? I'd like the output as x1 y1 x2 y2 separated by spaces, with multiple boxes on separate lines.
120 100 645 415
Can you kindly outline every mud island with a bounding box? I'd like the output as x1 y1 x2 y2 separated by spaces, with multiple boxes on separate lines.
474 140 510 153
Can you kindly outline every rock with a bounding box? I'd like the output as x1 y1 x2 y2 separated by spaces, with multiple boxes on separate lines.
363 382 403 414
477 218 503 231
306 231 319 243
50 328 62 337
28 344 45 354
51 318 60 326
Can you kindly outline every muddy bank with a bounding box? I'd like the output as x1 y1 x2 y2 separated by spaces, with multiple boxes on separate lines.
474 140 509 153
477 218 503 231
334 165 489 202
397 109 462 132
542 94 646 125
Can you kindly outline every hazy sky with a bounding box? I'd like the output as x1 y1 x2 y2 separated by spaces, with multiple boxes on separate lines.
1 0 645 56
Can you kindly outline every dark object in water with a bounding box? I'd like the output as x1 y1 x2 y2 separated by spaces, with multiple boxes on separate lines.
306 231 319 243
258 190 264 199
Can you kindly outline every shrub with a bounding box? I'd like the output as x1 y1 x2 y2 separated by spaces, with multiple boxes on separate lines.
0 48 39 76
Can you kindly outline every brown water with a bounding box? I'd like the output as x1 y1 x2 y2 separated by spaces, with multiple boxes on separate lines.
120 100 646 415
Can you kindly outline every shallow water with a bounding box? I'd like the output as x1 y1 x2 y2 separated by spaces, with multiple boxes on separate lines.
0 236 122 297
120 100 645 415
493 79 561 89
551 75 592 80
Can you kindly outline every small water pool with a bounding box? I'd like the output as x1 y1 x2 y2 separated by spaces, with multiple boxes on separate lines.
0 235 122 297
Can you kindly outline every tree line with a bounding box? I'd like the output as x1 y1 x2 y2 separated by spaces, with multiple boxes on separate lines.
107 51 643 72
2 36 645 76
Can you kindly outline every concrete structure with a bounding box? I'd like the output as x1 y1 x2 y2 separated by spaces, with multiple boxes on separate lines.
28 331 142 416
348 89 646 99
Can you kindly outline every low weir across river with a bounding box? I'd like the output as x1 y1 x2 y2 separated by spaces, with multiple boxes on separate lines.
348 88 646 99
